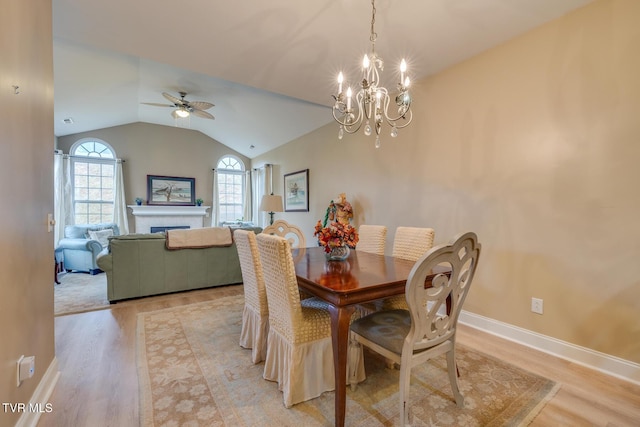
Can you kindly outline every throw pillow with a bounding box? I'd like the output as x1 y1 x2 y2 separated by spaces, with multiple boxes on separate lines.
88 229 114 248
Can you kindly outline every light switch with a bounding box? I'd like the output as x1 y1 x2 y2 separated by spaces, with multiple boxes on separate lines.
47 214 55 232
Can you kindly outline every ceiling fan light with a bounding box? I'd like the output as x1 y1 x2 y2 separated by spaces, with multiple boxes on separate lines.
175 108 190 118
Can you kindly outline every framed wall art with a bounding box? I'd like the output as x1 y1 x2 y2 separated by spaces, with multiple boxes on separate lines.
284 169 309 212
147 175 196 205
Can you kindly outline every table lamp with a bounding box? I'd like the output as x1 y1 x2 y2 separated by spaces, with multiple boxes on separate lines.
260 194 283 225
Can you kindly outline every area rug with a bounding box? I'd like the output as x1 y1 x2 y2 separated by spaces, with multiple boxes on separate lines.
137 296 559 426
54 272 110 316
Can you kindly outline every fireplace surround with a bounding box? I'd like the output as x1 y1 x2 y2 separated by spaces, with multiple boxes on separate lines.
128 205 210 233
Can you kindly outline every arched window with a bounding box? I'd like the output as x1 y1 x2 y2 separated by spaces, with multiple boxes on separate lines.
70 139 116 224
217 155 245 223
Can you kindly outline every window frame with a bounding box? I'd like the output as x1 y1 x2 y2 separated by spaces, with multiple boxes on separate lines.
217 155 245 223
69 138 116 225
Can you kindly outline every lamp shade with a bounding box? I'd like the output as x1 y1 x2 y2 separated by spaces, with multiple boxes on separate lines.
260 194 283 213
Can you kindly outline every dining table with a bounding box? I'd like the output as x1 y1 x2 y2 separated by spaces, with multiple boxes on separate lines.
294 246 450 427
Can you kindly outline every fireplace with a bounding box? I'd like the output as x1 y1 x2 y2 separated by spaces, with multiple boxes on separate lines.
128 205 210 233
150 225 190 233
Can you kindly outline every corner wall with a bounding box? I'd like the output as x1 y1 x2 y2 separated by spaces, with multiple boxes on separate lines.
0 1 56 425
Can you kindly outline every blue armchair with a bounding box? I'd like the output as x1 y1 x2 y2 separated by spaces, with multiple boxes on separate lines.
56 223 120 274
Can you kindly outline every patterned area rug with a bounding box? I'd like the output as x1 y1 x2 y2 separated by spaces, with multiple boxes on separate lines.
54 272 110 316
137 296 559 426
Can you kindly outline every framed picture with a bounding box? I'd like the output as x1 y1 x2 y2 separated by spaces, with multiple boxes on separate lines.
284 169 309 212
147 175 196 205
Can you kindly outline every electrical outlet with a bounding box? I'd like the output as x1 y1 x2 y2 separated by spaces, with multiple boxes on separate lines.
531 297 543 315
16 355 35 387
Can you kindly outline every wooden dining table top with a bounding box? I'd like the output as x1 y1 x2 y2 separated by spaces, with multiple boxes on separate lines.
294 246 448 306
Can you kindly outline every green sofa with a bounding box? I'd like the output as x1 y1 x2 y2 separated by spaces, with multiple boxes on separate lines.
97 227 261 302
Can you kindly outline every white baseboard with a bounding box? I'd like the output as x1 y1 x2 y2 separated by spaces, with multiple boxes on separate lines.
15 357 60 427
459 311 640 386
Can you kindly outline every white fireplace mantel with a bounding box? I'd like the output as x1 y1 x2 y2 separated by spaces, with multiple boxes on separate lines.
128 205 210 217
128 205 210 232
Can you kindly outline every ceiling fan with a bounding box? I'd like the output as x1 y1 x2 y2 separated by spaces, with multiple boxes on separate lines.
142 91 215 120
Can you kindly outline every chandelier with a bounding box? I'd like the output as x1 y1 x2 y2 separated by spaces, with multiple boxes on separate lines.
332 0 413 148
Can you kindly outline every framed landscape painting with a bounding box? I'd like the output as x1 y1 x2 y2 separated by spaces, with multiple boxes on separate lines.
147 175 196 205
284 169 309 212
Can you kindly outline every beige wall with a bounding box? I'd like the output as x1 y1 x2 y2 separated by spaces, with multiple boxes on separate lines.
253 0 640 363
0 0 55 424
56 122 251 231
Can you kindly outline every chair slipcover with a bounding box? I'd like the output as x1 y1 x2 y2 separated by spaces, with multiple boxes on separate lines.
381 226 436 311
356 224 387 256
351 232 481 426
392 226 435 262
235 229 269 364
355 224 389 316
256 233 365 408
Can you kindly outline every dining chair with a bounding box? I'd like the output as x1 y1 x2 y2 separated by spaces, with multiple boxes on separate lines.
263 219 307 265
255 233 365 408
392 226 435 262
354 224 389 317
262 219 306 249
235 229 269 364
356 224 387 256
350 232 481 426
378 226 436 312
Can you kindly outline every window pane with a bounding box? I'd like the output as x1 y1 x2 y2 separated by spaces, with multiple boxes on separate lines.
74 162 88 174
88 163 101 175
101 164 113 176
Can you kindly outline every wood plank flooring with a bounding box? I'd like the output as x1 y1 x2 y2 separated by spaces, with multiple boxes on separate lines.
39 284 640 427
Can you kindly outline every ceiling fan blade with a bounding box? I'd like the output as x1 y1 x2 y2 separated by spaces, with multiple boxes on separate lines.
191 109 215 120
141 102 173 107
188 101 214 111
162 92 183 105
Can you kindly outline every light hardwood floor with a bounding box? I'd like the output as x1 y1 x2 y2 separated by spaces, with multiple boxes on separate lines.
39 284 640 427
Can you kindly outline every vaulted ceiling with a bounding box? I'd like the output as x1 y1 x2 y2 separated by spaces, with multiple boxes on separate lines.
53 0 594 158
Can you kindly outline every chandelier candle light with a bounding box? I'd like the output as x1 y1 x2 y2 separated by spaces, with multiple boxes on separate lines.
332 0 413 148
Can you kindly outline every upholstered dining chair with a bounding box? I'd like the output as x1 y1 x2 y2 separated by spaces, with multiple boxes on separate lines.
255 233 365 408
354 224 389 317
356 224 387 256
392 226 435 262
378 226 436 312
235 229 269 364
350 232 481 426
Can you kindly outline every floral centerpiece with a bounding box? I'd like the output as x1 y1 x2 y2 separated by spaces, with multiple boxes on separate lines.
314 193 359 260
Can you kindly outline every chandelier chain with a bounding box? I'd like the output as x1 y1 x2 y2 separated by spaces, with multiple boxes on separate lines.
370 0 377 44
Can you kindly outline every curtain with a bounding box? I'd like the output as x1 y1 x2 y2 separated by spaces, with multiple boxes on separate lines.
252 168 264 226
53 150 74 247
243 170 252 223
113 159 129 234
211 169 220 227
253 164 272 228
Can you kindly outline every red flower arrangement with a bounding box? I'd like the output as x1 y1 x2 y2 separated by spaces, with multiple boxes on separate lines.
314 220 359 253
